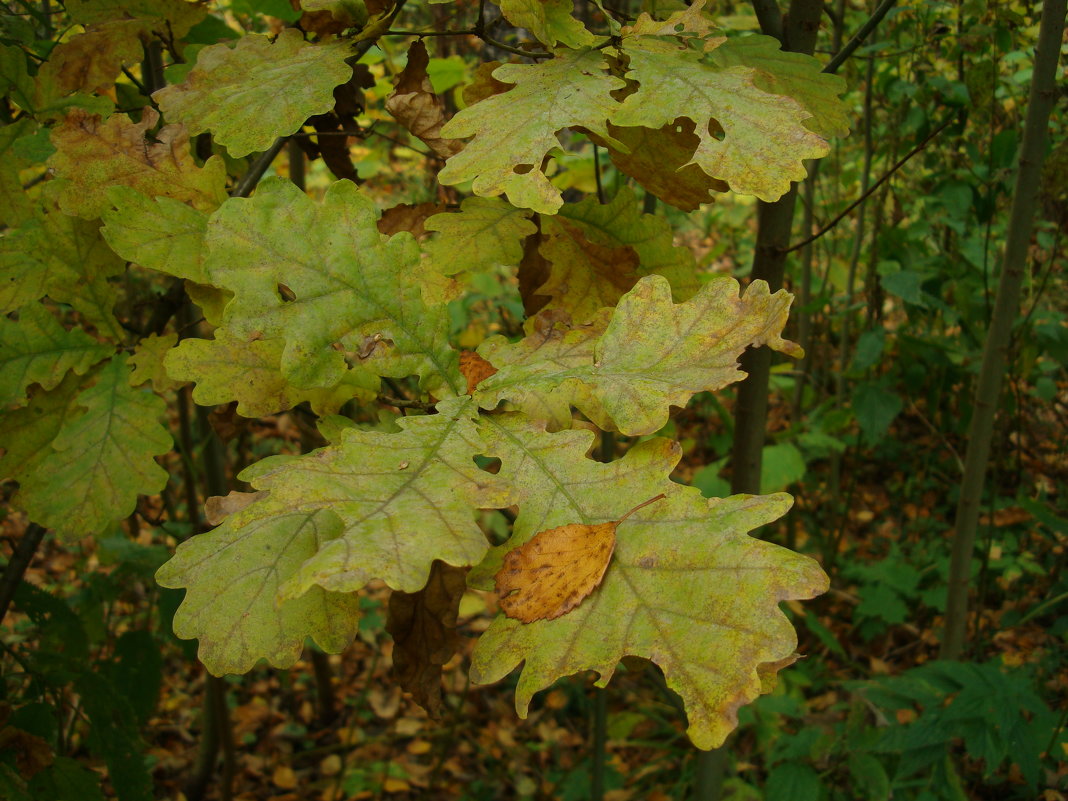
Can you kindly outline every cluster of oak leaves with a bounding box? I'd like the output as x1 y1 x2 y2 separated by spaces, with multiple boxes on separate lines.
0 0 850 749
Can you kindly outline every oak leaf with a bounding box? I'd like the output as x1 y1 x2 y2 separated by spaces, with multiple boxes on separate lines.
495 0 595 48
470 416 829 750
0 208 125 339
611 35 840 201
201 179 462 394
0 303 112 407
496 494 665 623
153 30 355 158
423 196 536 277
36 22 144 96
164 327 377 417
459 350 497 395
14 356 171 539
596 120 729 211
535 217 642 324
155 507 362 675
47 108 227 218
128 332 181 393
101 186 210 283
377 201 448 238
438 48 626 214
476 275 801 435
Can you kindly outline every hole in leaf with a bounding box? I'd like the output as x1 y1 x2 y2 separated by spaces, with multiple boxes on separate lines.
473 455 502 474
513 164 535 175
708 119 725 142
277 283 296 302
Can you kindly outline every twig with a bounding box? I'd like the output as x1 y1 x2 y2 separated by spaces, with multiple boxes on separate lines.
378 394 433 410
385 28 475 36
481 36 551 59
230 137 288 198
823 0 898 75
786 116 955 254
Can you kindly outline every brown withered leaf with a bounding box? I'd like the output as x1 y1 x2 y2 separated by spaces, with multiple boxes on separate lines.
459 350 497 395
48 107 227 219
205 490 268 527
536 217 642 324
597 119 728 211
496 494 665 623
517 227 551 317
377 202 448 238
386 560 468 716
385 41 463 160
462 61 511 106
37 21 144 96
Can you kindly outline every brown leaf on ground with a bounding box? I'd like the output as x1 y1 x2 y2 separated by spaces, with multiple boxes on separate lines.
496 494 666 623
48 108 227 219
459 351 498 395
385 41 463 160
0 727 53 778
386 561 468 716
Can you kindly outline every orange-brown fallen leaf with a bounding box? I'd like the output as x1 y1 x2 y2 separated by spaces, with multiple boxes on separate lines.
495 494 666 623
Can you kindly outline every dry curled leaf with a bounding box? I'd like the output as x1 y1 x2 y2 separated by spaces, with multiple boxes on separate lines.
205 490 268 527
496 494 665 623
459 351 498 395
386 561 468 716
385 41 463 160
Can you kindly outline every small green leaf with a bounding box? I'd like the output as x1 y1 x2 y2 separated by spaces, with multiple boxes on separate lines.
760 443 805 493
848 753 890 801
765 762 823 801
852 382 902 443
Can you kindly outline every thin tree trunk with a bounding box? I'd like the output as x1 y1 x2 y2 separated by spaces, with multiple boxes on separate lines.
939 0 1065 661
0 523 46 625
694 1 823 797
790 159 819 423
